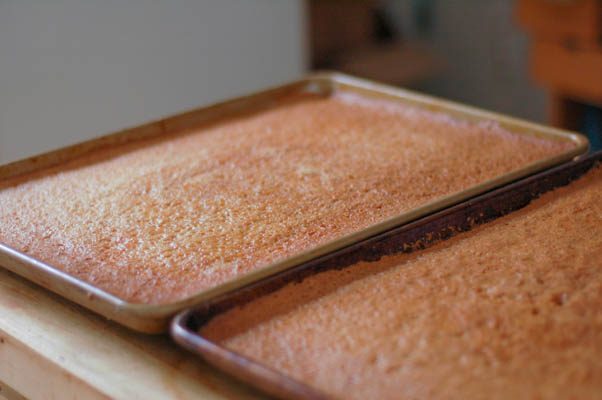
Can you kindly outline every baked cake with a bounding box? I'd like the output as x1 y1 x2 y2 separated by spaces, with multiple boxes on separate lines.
0 92 573 304
203 165 602 399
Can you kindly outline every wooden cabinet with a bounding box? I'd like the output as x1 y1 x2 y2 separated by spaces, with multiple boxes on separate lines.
516 0 602 44
517 0 602 146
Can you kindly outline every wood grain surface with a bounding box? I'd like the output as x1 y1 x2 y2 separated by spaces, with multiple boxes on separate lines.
0 268 265 400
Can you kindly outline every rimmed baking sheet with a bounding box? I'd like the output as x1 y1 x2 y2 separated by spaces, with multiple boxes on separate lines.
0 72 589 333
171 151 602 400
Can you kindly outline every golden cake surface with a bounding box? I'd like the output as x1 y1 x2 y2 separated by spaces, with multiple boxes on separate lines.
0 92 572 303
204 166 602 399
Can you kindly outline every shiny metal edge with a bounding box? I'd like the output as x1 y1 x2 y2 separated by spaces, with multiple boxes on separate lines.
0 72 589 333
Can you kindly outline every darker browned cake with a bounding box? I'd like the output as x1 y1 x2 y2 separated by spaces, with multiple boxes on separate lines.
203 166 602 400
0 92 573 304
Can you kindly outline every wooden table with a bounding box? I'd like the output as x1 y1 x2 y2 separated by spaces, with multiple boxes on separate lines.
0 268 265 400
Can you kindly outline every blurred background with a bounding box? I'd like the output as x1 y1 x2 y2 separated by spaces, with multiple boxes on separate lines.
1 0 601 164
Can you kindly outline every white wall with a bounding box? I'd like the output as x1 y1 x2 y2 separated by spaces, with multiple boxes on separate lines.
0 1 306 163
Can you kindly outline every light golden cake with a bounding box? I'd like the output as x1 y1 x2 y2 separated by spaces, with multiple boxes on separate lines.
0 92 572 304
203 166 602 400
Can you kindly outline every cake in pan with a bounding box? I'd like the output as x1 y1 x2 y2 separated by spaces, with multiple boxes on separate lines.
0 92 573 304
203 165 602 399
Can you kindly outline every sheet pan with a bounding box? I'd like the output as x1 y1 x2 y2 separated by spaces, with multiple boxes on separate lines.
171 151 602 400
0 72 589 333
